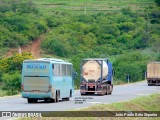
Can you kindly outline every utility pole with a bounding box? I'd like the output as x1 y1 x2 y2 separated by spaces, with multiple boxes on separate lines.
84 0 87 15
18 45 22 54
127 74 130 84
145 71 147 80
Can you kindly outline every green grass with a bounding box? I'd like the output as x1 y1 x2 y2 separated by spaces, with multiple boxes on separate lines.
79 94 160 111
25 94 160 120
113 79 126 85
32 0 156 15
0 86 6 97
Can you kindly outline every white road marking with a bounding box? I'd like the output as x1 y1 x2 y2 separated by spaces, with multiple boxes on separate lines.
147 89 160 92
88 102 102 104
75 107 89 110
137 94 150 96
117 100 130 103
8 118 18 120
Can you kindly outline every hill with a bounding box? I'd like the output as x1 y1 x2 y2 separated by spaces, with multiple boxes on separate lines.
0 0 160 94
5 33 44 58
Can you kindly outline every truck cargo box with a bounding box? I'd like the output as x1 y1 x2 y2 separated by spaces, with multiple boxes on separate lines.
147 62 160 79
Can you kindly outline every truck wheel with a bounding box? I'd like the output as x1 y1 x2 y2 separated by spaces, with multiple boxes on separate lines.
105 90 109 95
109 85 113 95
99 93 104 96
105 86 109 95
89 92 94 95
99 91 104 96
104 89 108 95
81 92 86 96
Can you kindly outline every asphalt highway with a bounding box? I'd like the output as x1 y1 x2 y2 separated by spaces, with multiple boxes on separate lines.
0 81 159 111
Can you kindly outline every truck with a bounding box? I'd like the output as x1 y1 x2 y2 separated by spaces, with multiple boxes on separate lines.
80 58 114 96
21 58 74 103
147 62 160 86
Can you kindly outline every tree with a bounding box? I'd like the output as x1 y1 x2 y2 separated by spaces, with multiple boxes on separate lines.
0 2 12 13
113 52 149 82
2 72 21 95
0 53 32 95
155 0 160 6
0 53 33 73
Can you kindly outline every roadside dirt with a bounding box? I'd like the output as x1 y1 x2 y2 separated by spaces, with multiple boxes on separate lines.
22 35 43 58
5 34 44 58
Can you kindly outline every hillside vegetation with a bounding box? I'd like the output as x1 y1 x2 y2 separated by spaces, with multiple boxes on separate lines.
0 0 160 94
0 0 47 57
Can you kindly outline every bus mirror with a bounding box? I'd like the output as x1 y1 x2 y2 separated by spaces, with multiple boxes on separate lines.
73 72 78 80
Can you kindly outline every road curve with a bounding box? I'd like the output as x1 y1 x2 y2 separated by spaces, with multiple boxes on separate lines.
0 80 159 111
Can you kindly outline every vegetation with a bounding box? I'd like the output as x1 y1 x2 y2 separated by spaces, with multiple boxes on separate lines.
41 3 160 86
0 53 32 95
80 94 160 111
155 0 160 6
0 0 160 94
0 0 47 58
113 52 149 82
39 94 160 120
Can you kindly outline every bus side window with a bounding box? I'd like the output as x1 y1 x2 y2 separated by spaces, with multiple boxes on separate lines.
53 64 59 76
52 64 54 69
62 64 66 76
59 64 62 76
52 64 54 75
66 65 68 76
67 65 72 76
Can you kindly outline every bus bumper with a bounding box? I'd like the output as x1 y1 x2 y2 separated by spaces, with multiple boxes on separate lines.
21 92 52 99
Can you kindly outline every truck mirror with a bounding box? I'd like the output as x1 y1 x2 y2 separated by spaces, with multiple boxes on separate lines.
112 69 115 76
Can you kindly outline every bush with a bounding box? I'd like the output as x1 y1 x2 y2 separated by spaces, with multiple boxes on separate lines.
113 52 149 82
2 72 21 95
155 0 160 6
0 53 33 73
0 3 12 13
0 0 47 50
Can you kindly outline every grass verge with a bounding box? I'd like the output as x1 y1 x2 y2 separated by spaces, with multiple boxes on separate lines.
0 86 6 97
22 93 160 120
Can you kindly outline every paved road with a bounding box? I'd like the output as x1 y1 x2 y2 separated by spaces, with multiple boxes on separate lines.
0 81 159 111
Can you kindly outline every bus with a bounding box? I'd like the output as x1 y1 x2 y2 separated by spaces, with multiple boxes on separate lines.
21 58 74 103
